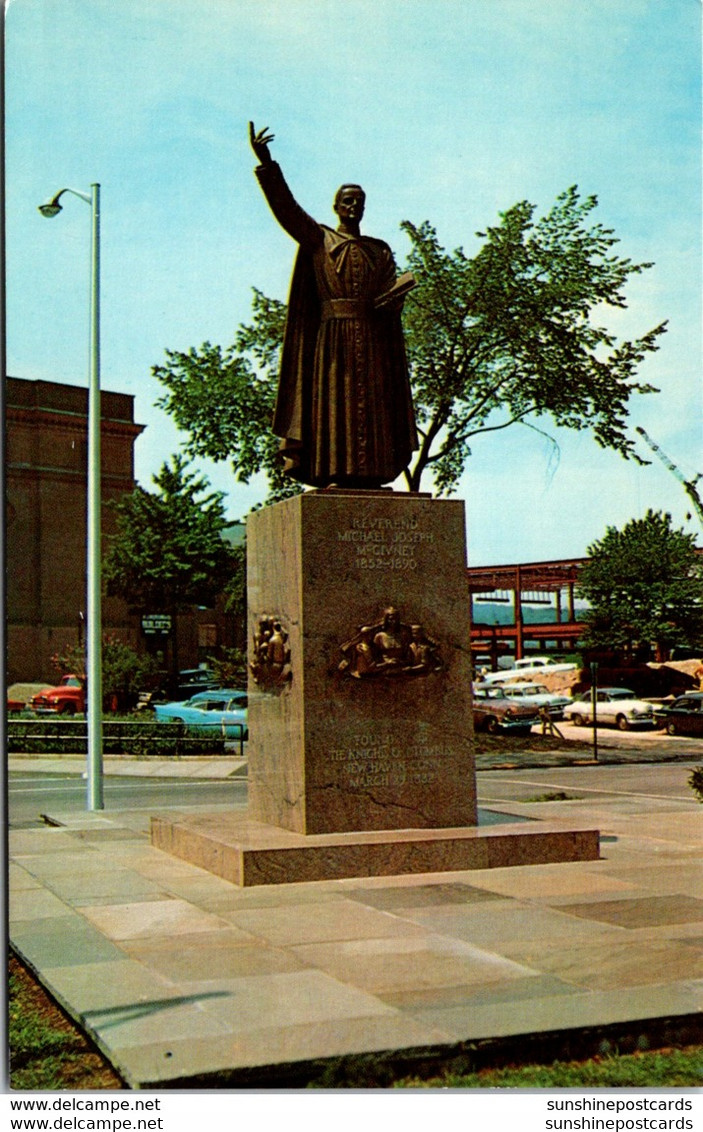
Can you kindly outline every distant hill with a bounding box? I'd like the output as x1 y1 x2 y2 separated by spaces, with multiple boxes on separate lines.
470 600 587 626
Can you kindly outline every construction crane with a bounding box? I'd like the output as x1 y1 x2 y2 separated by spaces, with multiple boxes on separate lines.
635 426 703 527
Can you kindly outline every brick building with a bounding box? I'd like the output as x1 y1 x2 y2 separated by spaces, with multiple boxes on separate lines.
5 376 146 682
6 376 245 687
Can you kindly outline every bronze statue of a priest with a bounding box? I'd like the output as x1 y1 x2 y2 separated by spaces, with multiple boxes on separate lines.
250 122 418 490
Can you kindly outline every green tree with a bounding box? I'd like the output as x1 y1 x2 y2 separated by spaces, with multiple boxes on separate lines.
154 187 665 498
207 645 248 689
154 291 296 503
401 188 665 492
220 540 247 656
103 456 237 683
577 510 703 662
51 634 161 709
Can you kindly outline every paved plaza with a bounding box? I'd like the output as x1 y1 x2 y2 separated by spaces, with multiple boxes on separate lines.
8 752 703 1088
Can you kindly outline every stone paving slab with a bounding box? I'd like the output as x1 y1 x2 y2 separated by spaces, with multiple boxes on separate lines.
8 761 703 1087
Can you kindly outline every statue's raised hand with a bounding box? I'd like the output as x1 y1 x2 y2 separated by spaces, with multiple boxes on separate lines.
249 121 274 165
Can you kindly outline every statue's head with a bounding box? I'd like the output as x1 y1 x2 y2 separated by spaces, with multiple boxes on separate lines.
334 184 365 224
382 606 400 629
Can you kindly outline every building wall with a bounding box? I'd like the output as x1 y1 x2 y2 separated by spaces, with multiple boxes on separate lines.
6 377 144 682
6 376 243 688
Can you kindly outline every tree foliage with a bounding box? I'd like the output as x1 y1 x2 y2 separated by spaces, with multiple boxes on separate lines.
207 645 248 688
401 188 665 492
222 542 246 616
51 634 161 703
153 187 666 499
577 510 703 660
103 455 237 614
153 291 297 503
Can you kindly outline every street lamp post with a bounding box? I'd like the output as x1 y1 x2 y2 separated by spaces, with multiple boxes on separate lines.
38 184 103 810
590 660 599 763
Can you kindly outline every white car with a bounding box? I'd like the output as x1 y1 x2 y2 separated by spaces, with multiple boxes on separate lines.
562 688 657 731
491 682 573 720
481 657 578 684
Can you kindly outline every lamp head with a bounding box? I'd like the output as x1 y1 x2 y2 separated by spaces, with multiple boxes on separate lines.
38 193 64 218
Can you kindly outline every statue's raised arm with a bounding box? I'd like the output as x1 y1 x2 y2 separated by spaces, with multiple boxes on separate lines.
249 121 418 490
249 121 274 166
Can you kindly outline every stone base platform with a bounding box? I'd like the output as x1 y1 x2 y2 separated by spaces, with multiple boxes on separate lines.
150 812 600 887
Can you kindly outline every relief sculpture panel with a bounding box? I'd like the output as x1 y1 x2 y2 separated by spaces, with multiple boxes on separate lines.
250 614 292 689
339 605 443 679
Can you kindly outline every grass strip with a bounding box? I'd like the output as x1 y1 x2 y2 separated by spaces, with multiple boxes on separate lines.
395 1048 703 1089
9 956 124 1091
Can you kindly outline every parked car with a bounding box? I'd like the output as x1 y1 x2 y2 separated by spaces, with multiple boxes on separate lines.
135 676 238 712
654 692 703 737
563 688 657 730
154 689 248 739
175 667 220 700
481 657 578 684
28 674 86 715
491 682 572 720
472 686 540 735
135 688 166 711
188 688 247 706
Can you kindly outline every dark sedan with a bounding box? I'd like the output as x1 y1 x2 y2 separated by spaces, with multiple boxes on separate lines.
655 692 703 737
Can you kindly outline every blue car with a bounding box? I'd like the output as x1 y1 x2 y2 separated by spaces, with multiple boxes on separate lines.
154 689 248 739
187 688 247 706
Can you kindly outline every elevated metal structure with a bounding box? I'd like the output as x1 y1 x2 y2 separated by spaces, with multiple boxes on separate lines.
467 557 586 661
467 546 702 664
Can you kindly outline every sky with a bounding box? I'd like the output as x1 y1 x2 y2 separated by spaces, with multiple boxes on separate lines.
6 0 702 567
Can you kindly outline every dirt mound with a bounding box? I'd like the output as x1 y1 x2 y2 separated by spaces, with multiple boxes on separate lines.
475 731 590 755
644 659 702 699
497 659 703 699
570 662 701 699
649 658 702 677
499 671 581 695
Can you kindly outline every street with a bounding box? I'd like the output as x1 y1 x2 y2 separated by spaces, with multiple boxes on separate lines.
9 751 702 830
7 771 248 828
476 758 700 805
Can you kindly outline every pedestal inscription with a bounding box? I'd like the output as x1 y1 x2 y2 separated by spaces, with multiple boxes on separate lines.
247 491 477 835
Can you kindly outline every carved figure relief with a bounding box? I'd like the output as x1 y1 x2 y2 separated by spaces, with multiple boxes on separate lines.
250 614 292 688
339 606 443 679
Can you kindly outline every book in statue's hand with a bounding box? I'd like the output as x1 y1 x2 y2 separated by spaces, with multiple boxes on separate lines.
373 271 417 309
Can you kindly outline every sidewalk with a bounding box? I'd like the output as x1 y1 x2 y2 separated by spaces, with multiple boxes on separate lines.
8 753 248 779
9 757 703 1088
8 726 703 780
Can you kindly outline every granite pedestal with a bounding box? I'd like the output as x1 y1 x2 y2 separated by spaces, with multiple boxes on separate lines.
150 811 600 887
151 491 599 885
247 490 476 835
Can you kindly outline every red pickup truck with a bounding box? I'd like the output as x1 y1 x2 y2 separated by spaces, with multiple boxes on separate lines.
28 675 86 715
